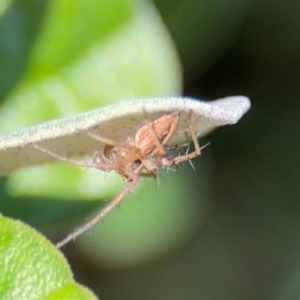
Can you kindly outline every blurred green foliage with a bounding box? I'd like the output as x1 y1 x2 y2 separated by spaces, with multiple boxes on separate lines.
0 0 12 16
1 0 300 299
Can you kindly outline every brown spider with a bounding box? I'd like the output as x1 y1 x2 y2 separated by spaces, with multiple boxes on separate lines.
87 112 180 180
33 111 201 248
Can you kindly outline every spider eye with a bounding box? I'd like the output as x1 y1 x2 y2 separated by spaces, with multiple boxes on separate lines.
104 145 113 158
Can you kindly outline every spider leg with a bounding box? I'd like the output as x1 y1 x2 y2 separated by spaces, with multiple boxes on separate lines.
33 144 118 173
87 131 158 178
56 172 139 248
161 110 201 166
33 144 97 169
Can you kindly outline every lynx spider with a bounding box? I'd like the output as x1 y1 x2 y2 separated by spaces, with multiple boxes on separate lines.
33 110 201 248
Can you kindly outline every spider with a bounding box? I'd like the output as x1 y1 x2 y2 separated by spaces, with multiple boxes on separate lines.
33 111 201 248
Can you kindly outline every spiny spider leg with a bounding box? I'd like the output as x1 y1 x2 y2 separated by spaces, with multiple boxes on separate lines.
161 111 201 167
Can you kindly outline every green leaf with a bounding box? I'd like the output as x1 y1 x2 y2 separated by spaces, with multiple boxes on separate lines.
0 215 97 300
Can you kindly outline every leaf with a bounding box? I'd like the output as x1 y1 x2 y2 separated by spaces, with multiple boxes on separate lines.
1 96 250 199
0 215 97 300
